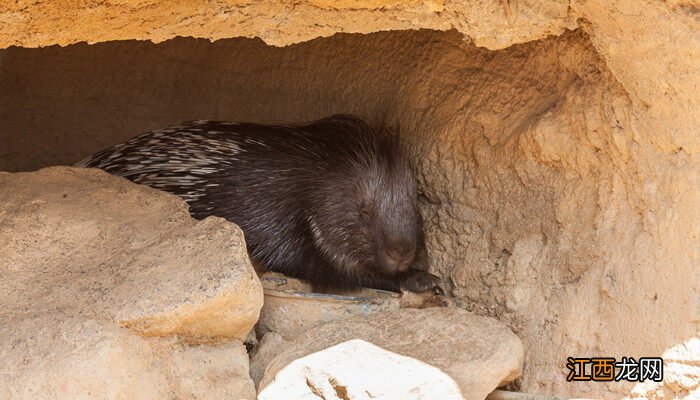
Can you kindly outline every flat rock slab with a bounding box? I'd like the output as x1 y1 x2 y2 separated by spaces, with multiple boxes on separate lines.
0 167 262 399
259 307 524 400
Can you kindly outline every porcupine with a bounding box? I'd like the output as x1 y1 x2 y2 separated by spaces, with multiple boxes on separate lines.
76 115 443 293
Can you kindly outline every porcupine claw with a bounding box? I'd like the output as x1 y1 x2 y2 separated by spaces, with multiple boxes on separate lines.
400 269 444 294
433 284 445 296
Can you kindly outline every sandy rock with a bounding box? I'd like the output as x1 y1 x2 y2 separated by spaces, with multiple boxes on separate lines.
0 167 262 399
250 332 290 387
0 0 571 50
108 215 263 342
0 323 256 400
259 308 524 400
166 339 257 400
257 273 401 341
257 273 450 343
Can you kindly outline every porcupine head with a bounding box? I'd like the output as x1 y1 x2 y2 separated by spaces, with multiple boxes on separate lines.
303 130 427 286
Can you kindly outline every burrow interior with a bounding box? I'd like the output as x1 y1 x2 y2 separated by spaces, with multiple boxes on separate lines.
0 29 692 398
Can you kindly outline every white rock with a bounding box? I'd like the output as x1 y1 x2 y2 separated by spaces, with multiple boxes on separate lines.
259 307 524 400
259 339 464 400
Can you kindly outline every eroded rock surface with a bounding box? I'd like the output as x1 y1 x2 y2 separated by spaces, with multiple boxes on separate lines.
0 0 573 50
259 307 524 400
0 166 262 399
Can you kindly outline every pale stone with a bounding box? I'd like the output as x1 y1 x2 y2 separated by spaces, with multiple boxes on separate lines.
259 308 524 400
257 273 401 341
250 332 290 387
258 339 464 400
166 339 257 400
625 337 700 400
0 167 262 399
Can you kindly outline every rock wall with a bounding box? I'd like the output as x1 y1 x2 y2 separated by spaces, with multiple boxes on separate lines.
0 1 697 399
0 0 573 50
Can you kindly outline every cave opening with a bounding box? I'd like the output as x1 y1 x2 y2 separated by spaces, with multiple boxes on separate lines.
2 27 692 399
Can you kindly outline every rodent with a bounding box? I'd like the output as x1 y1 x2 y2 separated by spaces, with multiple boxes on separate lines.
76 115 443 294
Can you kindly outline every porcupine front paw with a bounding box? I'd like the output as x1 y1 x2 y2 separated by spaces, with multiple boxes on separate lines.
399 269 444 295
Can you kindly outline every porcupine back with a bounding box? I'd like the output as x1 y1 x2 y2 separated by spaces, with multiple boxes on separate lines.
77 115 429 290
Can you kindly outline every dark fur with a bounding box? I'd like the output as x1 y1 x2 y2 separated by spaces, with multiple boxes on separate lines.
77 115 442 293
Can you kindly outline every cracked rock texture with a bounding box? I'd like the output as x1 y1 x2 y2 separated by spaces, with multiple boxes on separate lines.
0 1 698 399
0 167 262 399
